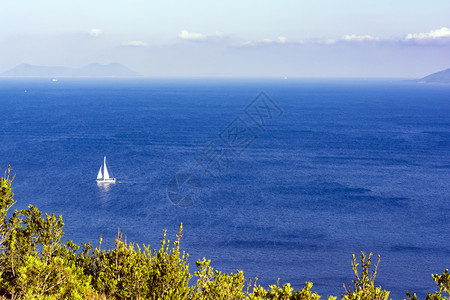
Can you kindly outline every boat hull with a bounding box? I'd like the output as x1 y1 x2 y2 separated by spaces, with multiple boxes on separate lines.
96 178 116 184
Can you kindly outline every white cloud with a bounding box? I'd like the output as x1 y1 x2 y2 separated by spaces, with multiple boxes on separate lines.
405 27 450 40
121 40 148 47
232 41 252 47
260 36 287 44
178 30 207 41
341 34 379 42
305 38 336 45
234 36 288 47
318 39 336 45
277 36 287 44
181 27 450 48
89 28 102 37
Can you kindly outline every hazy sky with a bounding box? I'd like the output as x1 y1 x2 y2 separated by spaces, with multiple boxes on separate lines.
1 0 449 77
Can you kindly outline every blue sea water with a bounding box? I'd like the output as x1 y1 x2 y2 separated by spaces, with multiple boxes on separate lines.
0 78 449 298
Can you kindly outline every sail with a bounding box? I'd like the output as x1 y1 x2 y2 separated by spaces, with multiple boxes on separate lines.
103 157 110 179
97 166 103 179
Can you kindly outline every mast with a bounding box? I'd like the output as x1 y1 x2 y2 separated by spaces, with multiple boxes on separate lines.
103 156 110 180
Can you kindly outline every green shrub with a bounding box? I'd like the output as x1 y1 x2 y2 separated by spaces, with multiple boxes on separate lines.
0 167 96 299
342 252 390 300
191 257 246 299
78 226 191 299
407 269 450 300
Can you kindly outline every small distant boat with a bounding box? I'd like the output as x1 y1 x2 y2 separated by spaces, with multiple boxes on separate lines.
52 78 58 82
96 156 116 184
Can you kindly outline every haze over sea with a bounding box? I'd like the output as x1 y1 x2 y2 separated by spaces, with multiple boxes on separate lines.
0 78 449 298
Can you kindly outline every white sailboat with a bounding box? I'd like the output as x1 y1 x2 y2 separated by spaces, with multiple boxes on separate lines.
96 156 116 184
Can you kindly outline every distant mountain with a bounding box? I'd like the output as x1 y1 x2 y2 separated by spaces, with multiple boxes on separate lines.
1 63 142 77
416 68 450 84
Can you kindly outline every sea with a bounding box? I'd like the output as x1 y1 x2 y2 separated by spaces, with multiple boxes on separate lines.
0 78 449 299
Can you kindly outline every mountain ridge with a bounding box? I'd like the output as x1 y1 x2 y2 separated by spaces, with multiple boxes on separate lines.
0 63 142 77
416 68 450 84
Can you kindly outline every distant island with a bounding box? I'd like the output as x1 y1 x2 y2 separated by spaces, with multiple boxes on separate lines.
416 68 450 84
0 63 142 77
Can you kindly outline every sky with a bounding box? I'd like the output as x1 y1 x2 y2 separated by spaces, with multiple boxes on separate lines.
1 0 450 77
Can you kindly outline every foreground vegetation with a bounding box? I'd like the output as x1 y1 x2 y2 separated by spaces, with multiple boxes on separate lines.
0 166 449 299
